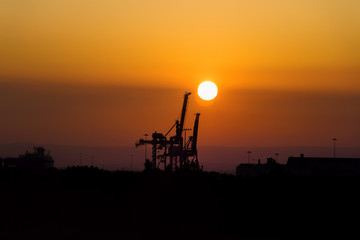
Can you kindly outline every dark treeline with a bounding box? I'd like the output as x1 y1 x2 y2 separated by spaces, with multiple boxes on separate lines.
0 167 359 239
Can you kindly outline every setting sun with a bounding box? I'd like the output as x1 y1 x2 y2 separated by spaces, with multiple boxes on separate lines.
198 81 218 101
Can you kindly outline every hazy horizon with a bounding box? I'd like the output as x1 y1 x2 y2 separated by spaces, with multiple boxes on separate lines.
2 142 360 174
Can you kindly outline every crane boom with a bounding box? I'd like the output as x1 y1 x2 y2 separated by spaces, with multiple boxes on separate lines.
176 92 191 139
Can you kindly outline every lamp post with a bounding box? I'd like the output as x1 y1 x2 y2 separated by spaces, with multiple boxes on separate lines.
130 154 133 171
332 138 337 159
247 151 252 164
144 133 149 161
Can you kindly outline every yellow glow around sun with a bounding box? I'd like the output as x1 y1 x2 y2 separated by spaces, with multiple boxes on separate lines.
198 81 218 101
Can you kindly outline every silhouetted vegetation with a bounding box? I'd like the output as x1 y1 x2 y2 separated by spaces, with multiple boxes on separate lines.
1 167 359 239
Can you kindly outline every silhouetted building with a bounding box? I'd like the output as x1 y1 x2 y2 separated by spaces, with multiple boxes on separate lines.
236 153 360 176
0 147 54 169
236 157 282 176
287 154 360 176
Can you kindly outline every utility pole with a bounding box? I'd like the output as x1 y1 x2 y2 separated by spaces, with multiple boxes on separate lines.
275 153 279 162
332 138 337 159
144 133 149 161
130 154 133 171
247 151 252 164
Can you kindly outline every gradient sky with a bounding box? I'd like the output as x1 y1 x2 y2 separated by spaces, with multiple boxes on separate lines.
1 0 360 89
1 1 360 152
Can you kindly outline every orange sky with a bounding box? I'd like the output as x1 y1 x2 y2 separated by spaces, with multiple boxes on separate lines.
1 1 360 149
1 0 360 90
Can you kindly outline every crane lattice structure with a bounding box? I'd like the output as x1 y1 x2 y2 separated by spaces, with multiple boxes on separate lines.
135 92 201 171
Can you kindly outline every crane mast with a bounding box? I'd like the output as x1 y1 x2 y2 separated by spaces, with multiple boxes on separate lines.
191 113 200 154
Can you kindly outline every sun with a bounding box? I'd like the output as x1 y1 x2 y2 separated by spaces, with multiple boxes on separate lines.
198 81 218 101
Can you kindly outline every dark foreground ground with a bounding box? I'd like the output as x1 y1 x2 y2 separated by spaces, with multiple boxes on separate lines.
1 167 359 239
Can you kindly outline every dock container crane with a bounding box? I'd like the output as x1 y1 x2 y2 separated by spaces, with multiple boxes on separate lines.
135 92 201 171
